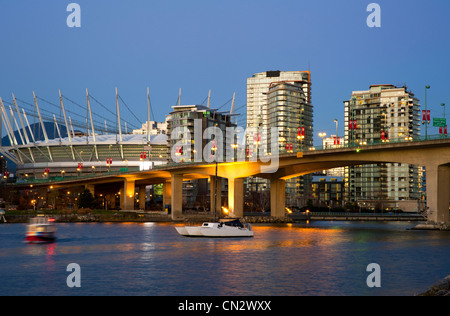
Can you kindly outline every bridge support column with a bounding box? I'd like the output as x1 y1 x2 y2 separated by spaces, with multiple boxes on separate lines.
228 178 244 218
426 164 450 226
210 176 222 215
121 179 135 211
270 178 286 218
171 174 183 220
163 181 172 213
110 193 117 210
138 185 146 210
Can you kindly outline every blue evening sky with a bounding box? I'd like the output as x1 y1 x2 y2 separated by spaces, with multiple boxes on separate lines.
1 0 449 144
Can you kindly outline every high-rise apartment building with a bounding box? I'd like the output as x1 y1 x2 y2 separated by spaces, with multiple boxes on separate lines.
344 84 421 211
311 175 345 207
267 82 314 152
132 120 168 136
167 104 236 209
246 71 313 207
247 71 312 133
167 104 236 163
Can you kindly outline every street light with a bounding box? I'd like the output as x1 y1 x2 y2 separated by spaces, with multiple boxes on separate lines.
319 132 327 149
334 119 338 137
424 85 431 139
442 103 447 137
334 119 339 147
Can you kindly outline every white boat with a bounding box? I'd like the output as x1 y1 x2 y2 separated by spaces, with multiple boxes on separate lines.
176 218 254 238
25 216 57 244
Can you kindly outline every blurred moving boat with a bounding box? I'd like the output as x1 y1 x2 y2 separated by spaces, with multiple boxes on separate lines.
176 218 254 238
25 217 57 244
0 209 6 223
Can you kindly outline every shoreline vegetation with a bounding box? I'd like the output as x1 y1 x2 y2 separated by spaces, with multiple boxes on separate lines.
1 209 295 224
0 208 426 224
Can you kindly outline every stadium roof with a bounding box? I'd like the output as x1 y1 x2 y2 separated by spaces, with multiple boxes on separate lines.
35 133 168 146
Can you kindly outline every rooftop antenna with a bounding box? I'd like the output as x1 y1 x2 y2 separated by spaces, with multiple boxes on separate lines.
59 90 72 143
22 109 36 144
230 92 236 115
9 105 25 145
1 98 23 164
53 114 62 143
69 117 75 139
116 87 123 143
9 105 34 163
0 98 16 146
116 87 124 159
33 92 49 144
59 90 75 161
86 89 97 144
147 87 151 142
207 90 211 108
178 88 182 106
12 94 30 145
11 95 35 162
33 92 52 161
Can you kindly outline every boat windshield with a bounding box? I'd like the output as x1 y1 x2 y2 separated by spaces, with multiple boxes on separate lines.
220 219 245 228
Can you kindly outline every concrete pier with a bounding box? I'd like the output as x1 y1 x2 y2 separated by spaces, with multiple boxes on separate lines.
228 178 244 218
171 174 183 220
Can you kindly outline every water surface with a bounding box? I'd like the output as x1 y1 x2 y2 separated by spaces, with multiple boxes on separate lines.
0 221 449 296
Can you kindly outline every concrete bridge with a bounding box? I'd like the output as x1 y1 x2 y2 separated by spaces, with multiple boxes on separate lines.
18 138 450 227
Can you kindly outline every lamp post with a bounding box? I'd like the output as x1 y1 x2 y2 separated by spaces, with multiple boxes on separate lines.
442 103 447 137
334 119 338 146
211 141 219 221
424 85 431 139
319 132 327 149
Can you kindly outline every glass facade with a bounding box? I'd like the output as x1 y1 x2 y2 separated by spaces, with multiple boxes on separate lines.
167 105 236 163
344 85 421 210
167 105 236 209
267 82 313 152
246 71 313 207
312 176 345 206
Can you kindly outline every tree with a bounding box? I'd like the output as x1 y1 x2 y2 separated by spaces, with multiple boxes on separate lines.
78 189 95 209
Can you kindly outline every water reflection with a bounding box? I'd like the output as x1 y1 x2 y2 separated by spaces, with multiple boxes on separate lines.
141 223 157 262
1 221 449 296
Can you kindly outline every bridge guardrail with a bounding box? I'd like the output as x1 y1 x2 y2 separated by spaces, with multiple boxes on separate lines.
7 133 450 185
